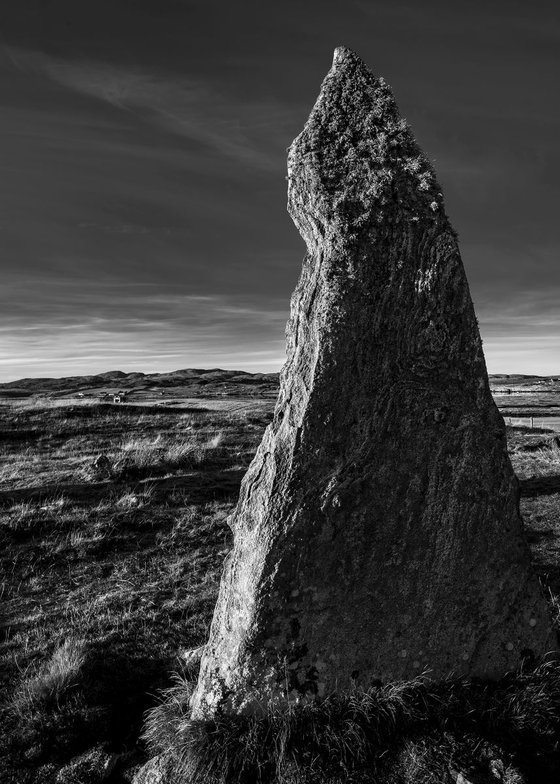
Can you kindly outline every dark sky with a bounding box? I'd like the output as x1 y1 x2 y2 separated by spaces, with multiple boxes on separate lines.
0 0 559 380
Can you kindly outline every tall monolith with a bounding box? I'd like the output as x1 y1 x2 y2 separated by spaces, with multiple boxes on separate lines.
190 47 556 718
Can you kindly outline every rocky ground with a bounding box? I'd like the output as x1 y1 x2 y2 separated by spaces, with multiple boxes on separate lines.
0 370 559 783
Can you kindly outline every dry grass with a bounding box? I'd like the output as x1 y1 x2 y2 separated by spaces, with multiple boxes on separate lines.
12 397 98 411
14 639 88 711
115 431 224 475
506 429 560 480
0 397 265 778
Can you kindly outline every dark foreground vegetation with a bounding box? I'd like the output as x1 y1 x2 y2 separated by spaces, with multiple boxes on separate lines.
0 375 559 782
145 665 560 783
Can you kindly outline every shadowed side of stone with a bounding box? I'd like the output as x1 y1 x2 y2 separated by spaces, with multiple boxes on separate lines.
190 46 556 718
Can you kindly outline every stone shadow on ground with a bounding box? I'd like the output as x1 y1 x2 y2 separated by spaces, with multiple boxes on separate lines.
6 642 171 769
0 467 245 508
519 476 560 497
0 481 115 507
47 403 210 417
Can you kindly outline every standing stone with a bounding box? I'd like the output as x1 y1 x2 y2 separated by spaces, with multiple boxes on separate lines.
191 47 556 718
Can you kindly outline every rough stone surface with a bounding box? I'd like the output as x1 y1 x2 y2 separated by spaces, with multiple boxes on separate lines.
180 644 205 678
54 746 118 784
116 749 148 784
131 754 172 784
190 46 556 718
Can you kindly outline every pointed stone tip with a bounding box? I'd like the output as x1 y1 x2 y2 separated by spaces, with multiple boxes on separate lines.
332 46 353 63
332 46 366 71
288 45 446 237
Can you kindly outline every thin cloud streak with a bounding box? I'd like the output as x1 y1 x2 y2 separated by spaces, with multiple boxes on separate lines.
476 289 560 374
6 46 293 172
476 290 560 334
484 337 560 376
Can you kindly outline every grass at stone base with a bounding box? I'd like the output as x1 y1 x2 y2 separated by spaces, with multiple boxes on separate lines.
0 397 270 782
1 399 559 783
144 663 560 784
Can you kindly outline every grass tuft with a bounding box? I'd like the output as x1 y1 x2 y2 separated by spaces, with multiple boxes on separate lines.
143 672 195 757
110 432 225 479
15 639 87 712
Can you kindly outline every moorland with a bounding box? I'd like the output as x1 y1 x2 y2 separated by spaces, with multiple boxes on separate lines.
1 369 559 782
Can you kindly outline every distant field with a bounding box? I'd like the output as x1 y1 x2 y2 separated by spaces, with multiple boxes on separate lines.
1 370 559 782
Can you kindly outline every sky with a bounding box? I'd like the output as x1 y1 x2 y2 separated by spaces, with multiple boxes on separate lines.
0 0 558 380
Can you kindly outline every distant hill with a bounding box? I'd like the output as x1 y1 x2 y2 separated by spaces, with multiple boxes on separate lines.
489 374 560 392
1 369 558 400
0 368 280 399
